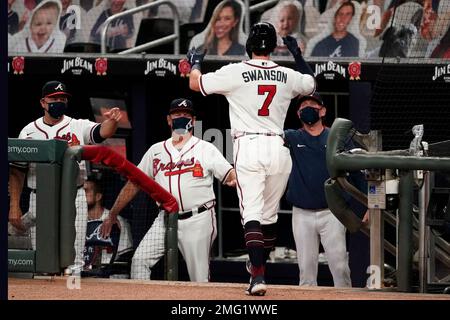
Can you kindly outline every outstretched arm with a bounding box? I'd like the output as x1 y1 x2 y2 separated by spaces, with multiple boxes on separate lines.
100 180 139 237
189 69 202 92
283 36 315 77
186 47 207 92
99 107 122 139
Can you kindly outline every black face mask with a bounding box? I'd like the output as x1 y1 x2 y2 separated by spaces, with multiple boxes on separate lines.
299 106 320 125
171 117 193 135
47 101 67 119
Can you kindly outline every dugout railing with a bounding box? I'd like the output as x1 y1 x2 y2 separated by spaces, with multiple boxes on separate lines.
61 145 179 280
8 140 180 280
325 118 450 293
8 138 67 275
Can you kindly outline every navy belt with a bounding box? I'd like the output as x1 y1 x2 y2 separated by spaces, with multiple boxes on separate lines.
178 203 214 220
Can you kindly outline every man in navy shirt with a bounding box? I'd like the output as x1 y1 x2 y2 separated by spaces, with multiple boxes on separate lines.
284 93 352 287
310 1 359 57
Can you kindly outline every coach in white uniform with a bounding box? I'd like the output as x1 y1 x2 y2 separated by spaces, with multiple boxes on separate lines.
101 98 236 282
188 22 315 295
8 80 122 273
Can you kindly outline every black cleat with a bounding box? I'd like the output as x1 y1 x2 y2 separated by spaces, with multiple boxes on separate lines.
246 275 267 296
245 258 252 275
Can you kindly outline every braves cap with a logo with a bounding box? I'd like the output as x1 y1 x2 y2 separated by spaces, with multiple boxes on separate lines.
297 92 324 108
41 81 71 98
168 98 195 115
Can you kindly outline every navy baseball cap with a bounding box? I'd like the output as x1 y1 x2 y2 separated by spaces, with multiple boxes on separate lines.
297 92 324 107
42 81 71 98
168 98 195 115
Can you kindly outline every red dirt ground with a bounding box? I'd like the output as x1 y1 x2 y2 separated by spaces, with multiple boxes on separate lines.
8 277 450 300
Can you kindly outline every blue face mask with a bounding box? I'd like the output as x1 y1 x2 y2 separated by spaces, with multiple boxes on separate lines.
172 117 193 135
47 101 67 119
298 106 320 125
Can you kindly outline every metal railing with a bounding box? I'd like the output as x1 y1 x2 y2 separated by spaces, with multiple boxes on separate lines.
101 0 180 54
247 0 280 33
100 0 279 55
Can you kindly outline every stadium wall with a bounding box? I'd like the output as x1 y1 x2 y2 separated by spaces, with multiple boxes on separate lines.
8 54 450 282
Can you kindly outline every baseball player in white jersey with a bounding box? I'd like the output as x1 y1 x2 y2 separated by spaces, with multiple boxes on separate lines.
8 80 122 274
100 98 236 282
187 22 315 295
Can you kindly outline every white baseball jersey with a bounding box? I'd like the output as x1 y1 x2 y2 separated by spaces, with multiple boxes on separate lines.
131 135 232 282
137 136 233 211
12 115 101 267
199 59 315 135
14 115 101 189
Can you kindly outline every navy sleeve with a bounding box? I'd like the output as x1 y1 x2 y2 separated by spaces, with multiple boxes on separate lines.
284 129 295 148
293 54 314 77
92 124 106 144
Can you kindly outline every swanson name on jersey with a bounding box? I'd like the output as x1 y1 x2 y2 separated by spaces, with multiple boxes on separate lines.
241 70 287 83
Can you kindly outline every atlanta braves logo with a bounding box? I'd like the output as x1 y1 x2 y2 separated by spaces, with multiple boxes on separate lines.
178 100 188 107
55 133 80 146
153 157 196 177
86 224 113 245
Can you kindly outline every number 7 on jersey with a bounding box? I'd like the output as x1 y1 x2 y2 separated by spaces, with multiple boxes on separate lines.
257 85 276 116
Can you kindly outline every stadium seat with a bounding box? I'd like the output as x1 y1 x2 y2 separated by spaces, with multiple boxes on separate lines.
180 23 207 53
64 42 103 53
83 0 142 53
135 18 176 54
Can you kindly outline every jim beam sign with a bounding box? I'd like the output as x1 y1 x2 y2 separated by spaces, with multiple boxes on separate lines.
432 64 450 83
61 57 93 75
144 58 177 77
314 61 346 80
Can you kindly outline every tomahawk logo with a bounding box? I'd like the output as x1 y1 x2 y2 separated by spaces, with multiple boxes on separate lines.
178 100 188 107
86 224 113 245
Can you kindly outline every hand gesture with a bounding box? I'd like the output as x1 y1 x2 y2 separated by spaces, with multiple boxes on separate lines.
224 169 237 188
100 214 121 238
104 107 123 123
282 35 302 56
186 47 207 68
9 207 26 233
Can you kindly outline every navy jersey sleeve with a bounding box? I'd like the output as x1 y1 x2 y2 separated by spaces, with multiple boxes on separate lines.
284 129 296 148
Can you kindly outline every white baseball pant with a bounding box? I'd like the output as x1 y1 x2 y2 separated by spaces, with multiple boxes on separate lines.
292 206 351 287
131 208 217 282
233 135 292 225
